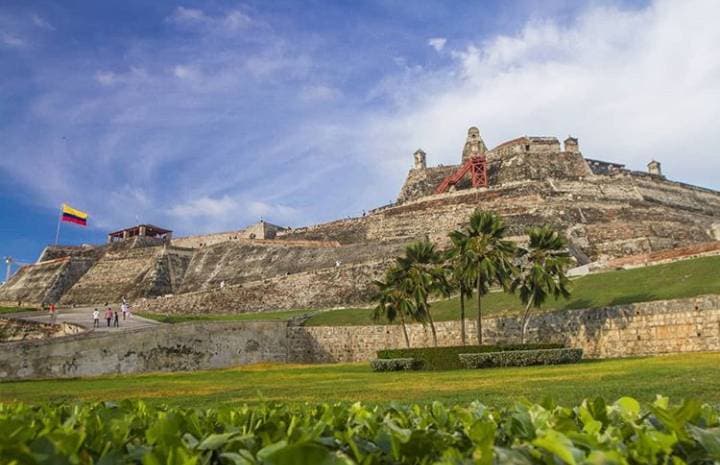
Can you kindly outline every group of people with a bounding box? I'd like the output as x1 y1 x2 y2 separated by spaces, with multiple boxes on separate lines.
92 298 132 329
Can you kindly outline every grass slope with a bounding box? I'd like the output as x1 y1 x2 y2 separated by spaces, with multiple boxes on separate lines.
2 353 719 408
306 255 720 326
136 308 315 324
0 306 39 314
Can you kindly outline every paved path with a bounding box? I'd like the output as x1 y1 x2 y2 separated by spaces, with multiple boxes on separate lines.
7 305 161 333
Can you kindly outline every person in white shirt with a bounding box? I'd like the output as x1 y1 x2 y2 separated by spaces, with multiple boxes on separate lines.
121 302 128 320
92 309 100 328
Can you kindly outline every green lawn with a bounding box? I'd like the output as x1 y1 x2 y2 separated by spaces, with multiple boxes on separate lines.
136 308 316 324
305 255 720 326
0 306 39 315
2 353 719 408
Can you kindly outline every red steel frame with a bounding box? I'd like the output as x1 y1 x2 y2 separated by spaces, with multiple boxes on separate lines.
435 155 488 194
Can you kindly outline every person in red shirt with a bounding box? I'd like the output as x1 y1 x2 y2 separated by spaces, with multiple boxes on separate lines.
105 307 113 327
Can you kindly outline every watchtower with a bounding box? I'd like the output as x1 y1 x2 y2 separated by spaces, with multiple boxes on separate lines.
413 149 427 170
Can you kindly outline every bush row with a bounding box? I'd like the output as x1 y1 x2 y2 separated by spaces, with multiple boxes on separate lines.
377 343 564 370
370 358 423 372
2 397 719 464
460 347 583 369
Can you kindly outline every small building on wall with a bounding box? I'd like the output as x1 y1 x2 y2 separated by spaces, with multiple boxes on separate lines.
107 224 173 244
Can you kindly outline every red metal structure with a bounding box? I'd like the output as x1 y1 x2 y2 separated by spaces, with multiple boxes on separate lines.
434 155 488 194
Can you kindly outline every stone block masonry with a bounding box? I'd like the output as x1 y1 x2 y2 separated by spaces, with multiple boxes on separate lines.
2 295 718 379
134 260 391 314
0 321 287 380
287 295 720 363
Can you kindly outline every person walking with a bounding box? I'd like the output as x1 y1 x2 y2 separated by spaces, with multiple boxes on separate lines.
113 310 120 328
121 302 128 320
92 308 100 328
105 307 113 327
48 303 57 323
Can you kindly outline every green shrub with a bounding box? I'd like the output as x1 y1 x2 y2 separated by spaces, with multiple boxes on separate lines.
460 347 583 369
377 343 564 370
1 397 718 464
370 358 423 372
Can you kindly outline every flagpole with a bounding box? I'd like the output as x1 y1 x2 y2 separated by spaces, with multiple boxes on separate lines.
54 207 62 245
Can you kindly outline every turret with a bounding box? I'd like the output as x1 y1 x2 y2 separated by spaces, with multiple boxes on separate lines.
564 136 579 153
461 127 488 162
413 149 427 170
648 160 662 176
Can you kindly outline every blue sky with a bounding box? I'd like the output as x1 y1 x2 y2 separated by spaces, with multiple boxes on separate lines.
1 0 719 266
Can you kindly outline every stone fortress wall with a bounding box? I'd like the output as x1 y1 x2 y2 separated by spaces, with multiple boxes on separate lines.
2 295 719 379
2 126 719 312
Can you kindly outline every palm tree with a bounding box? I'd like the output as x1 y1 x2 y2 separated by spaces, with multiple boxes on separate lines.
512 226 573 343
396 240 446 347
463 211 516 345
372 267 416 348
446 230 474 345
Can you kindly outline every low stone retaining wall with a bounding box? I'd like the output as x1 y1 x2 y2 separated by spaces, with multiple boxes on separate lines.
288 295 720 362
0 321 287 380
1 296 719 380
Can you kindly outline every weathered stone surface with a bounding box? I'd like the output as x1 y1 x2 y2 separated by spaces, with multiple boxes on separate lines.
0 257 95 306
3 296 719 379
59 243 192 305
288 295 720 363
0 318 84 342
134 260 391 314
0 321 287 380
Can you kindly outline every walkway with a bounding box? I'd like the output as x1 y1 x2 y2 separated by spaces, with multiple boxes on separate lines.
7 305 161 333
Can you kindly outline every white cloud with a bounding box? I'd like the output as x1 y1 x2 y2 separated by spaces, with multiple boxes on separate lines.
362 0 720 193
31 14 54 31
427 37 447 52
300 84 341 102
170 195 238 218
168 6 207 24
168 6 253 33
1 32 24 47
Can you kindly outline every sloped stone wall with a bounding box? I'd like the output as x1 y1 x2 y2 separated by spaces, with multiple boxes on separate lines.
0 257 95 305
135 260 391 314
288 295 720 363
178 240 406 293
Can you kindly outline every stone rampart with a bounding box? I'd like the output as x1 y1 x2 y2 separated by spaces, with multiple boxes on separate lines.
135 260 391 314
1 296 718 380
0 321 287 380
288 295 720 362
0 257 95 305
59 245 192 305
178 240 405 293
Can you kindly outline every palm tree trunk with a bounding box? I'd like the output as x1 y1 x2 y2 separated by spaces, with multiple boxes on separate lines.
459 286 466 346
476 276 483 345
520 300 533 344
398 309 411 348
425 301 438 347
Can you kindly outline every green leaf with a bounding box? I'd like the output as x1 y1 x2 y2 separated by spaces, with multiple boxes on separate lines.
197 432 241 451
532 430 580 465
614 397 641 421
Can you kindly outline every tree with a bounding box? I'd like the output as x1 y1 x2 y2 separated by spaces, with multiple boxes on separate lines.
396 240 447 347
372 266 416 348
512 226 573 343
446 230 474 345
463 211 516 345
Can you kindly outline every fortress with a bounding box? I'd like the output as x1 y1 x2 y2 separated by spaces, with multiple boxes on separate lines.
2 127 720 314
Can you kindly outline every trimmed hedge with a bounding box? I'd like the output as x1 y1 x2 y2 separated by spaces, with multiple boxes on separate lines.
377 343 564 370
460 348 583 369
370 358 424 372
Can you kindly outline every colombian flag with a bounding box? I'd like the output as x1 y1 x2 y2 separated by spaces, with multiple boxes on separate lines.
61 204 88 226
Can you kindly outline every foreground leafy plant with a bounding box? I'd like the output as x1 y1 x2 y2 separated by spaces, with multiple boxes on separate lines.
1 396 718 464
